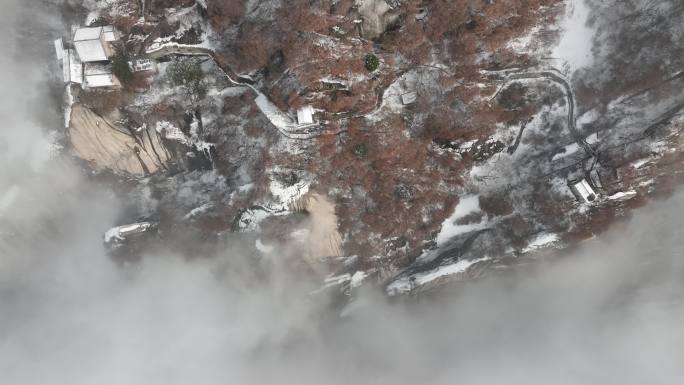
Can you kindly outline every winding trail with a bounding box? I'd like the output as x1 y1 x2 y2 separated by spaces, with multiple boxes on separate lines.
492 70 597 157
147 44 324 140
386 69 598 295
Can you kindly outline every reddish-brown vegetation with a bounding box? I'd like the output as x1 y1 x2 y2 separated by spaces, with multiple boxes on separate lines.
79 89 122 116
206 0 246 32
145 0 581 265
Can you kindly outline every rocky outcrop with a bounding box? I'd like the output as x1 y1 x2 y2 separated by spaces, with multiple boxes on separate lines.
355 0 400 39
68 104 171 176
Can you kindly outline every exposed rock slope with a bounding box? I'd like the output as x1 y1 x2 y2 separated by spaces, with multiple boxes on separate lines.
69 104 170 176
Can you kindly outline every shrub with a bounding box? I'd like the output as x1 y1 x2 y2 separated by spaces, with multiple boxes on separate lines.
394 184 415 202
207 0 246 32
80 89 121 115
498 82 529 110
353 143 368 159
110 49 133 84
364 53 379 72
169 59 203 86
470 140 505 162
168 58 207 100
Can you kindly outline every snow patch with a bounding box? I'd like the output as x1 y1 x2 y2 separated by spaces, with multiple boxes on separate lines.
255 93 296 131
608 190 637 201
254 93 317 138
316 270 370 293
553 0 596 72
435 195 485 245
585 132 599 145
146 41 213 55
631 158 652 169
522 233 559 253
387 257 490 295
183 203 212 220
64 85 74 128
577 108 599 127
269 177 310 207
414 257 490 286
237 208 272 232
104 222 154 243
551 142 581 161
155 120 214 155
84 0 134 25
255 239 274 254
507 24 542 53
350 271 368 288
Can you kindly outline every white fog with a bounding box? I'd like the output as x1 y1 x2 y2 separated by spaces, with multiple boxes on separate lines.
2 1 684 384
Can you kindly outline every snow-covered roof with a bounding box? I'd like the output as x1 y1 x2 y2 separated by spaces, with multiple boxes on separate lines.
84 62 112 76
103 31 117 41
296 105 315 125
73 26 117 62
85 74 116 88
102 26 118 42
570 179 597 204
84 63 117 88
62 49 83 84
54 38 64 60
74 38 108 62
74 26 103 41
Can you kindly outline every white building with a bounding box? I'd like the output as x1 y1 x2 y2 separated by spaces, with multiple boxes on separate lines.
55 25 122 88
73 26 118 62
296 105 315 125
54 38 64 60
84 63 120 88
62 49 83 84
130 58 156 73
569 179 597 204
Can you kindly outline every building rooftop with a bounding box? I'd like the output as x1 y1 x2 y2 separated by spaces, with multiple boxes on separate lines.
62 49 83 84
74 26 104 41
84 62 118 88
84 62 112 76
86 74 117 88
54 38 64 60
73 26 118 62
297 105 315 125
570 179 597 204
102 26 118 42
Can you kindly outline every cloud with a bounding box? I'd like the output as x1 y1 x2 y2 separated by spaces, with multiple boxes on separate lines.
1 1 684 385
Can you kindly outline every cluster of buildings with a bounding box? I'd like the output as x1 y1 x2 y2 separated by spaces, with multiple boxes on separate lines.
55 25 122 88
55 25 156 89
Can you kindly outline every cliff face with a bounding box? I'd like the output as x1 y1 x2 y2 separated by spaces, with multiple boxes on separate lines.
354 0 400 39
63 0 684 293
